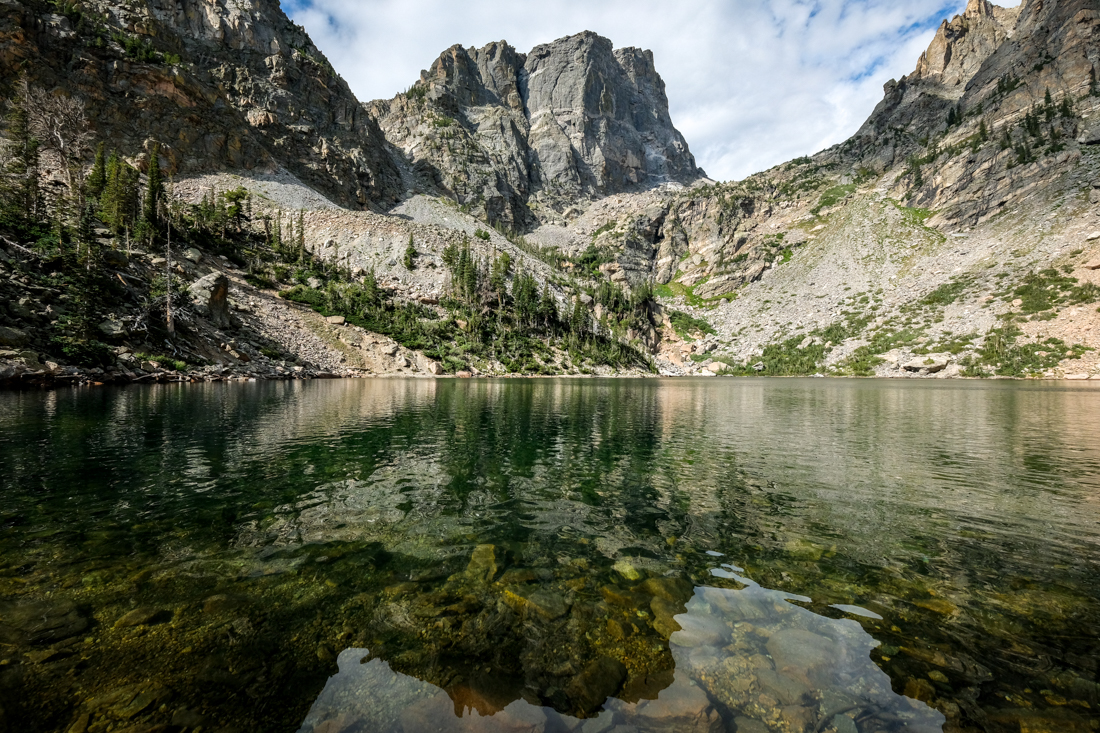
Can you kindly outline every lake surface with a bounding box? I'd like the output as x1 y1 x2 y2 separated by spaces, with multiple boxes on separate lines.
1 378 1099 733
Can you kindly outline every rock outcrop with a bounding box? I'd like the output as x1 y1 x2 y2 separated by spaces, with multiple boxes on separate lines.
368 32 703 227
188 272 230 327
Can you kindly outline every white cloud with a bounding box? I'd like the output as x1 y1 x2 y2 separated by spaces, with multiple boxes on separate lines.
285 0 1017 181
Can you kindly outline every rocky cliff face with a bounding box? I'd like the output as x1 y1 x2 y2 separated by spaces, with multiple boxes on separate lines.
592 0 1100 292
843 0 1097 220
0 0 403 208
368 32 703 228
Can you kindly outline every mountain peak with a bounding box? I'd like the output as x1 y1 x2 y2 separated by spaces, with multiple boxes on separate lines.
909 0 1018 89
370 32 702 228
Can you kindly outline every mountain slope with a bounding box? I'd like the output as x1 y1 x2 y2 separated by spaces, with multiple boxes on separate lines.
0 0 403 208
518 0 1100 377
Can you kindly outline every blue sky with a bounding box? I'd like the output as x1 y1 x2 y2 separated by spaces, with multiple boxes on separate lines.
283 0 1015 180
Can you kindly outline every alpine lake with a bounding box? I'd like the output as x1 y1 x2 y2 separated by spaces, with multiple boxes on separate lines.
1 377 1099 733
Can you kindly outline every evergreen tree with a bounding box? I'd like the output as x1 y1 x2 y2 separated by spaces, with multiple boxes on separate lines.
490 251 511 305
404 234 416 270
86 143 106 201
569 297 588 335
222 187 248 231
297 209 305 259
1059 96 1073 119
979 119 988 142
120 161 140 237
99 150 122 231
3 77 40 222
539 284 557 329
512 270 538 325
139 142 163 241
459 245 479 301
285 213 296 262
269 211 279 254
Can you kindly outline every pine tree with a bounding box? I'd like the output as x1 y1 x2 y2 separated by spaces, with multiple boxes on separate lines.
490 251 510 305
979 119 988 142
569 297 588 335
86 143 106 201
539 284 557 329
99 150 122 231
404 234 416 270
285 214 295 261
297 209 305 262
74 197 96 263
121 161 140 237
140 142 163 241
4 77 40 222
459 245 479 301
1059 96 1074 119
273 211 283 253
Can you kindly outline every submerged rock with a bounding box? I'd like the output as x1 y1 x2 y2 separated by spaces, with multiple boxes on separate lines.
668 613 726 649
637 577 693 602
650 596 683 638
202 594 248 615
466 544 499 583
754 668 811 707
624 675 722 732
522 589 570 620
765 628 839 687
904 677 937 703
612 559 642 581
567 656 627 716
501 587 570 620
114 607 171 629
732 717 770 733
0 599 87 645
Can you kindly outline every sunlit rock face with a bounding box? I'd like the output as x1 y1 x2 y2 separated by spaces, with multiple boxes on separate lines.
368 32 704 228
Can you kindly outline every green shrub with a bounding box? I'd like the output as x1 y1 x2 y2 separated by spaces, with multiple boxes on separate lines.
668 310 716 340
976 324 1090 377
812 184 855 214
920 279 970 307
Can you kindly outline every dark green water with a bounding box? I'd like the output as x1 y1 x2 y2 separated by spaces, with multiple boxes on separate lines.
1 378 1098 733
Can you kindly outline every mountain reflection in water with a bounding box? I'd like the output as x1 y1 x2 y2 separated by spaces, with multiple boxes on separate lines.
300 565 944 733
1 378 1098 733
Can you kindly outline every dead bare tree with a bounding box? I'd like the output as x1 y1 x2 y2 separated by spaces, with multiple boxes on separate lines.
21 79 92 194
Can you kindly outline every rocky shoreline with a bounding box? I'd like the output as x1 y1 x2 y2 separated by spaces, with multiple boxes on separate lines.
6 352 1099 390
0 353 360 388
